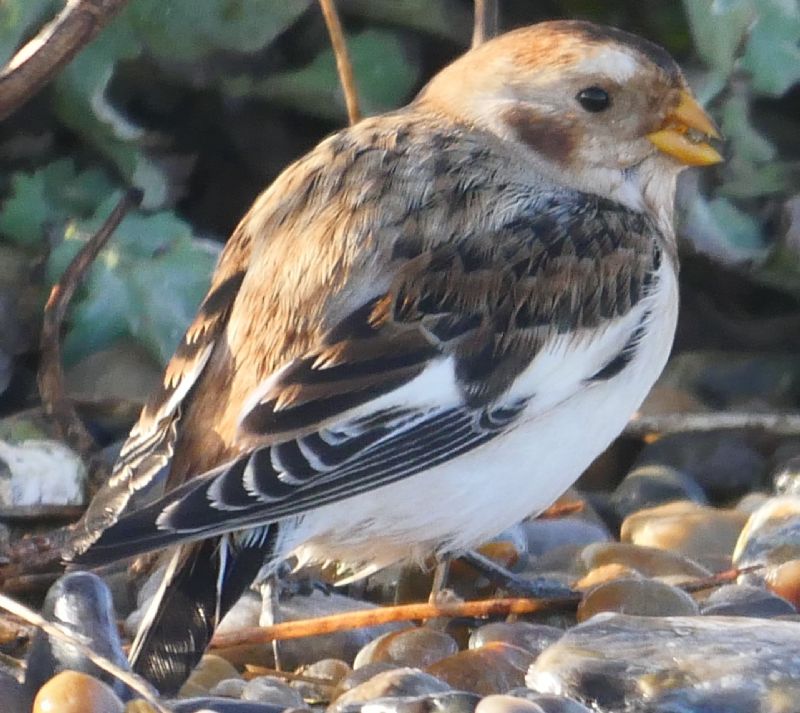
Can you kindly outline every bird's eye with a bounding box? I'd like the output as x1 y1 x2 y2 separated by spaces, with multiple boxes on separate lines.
576 86 611 113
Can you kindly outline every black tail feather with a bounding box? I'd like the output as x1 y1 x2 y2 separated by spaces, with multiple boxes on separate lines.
130 527 276 695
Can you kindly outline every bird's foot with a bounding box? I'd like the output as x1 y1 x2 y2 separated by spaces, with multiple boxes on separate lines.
459 549 575 598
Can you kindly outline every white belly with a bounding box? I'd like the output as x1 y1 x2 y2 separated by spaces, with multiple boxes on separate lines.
282 259 679 577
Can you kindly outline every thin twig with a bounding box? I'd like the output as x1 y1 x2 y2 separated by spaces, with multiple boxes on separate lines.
627 411 800 437
38 188 142 458
0 591 168 712
679 564 763 594
318 0 360 125
243 664 338 688
0 0 129 120
211 594 578 649
472 0 499 47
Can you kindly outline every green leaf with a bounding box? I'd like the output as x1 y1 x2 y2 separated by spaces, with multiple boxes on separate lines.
741 0 800 96
47 199 218 366
682 0 754 74
127 0 311 61
345 0 471 42
0 160 114 247
681 193 766 263
228 29 421 120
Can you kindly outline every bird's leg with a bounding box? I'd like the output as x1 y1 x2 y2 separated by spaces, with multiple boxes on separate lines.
428 557 452 605
459 549 575 598
259 575 283 671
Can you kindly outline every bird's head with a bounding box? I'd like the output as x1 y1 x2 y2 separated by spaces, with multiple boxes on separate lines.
418 20 722 219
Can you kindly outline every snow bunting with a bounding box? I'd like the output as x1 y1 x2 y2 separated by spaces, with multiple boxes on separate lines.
68 20 722 691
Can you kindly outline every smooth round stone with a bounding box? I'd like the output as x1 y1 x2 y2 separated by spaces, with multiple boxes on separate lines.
170 698 291 712
178 654 241 697
580 542 711 580
468 622 562 657
329 668 450 713
734 495 800 567
334 663 399 699
520 518 610 558
576 577 699 622
359 692 481 713
33 670 124 713
527 614 800 711
355 628 459 670
26 572 131 701
124 700 160 713
210 678 248 698
736 492 770 514
241 676 305 707
268 589 405 668
573 563 636 590
700 584 796 617
634 430 766 500
475 694 546 713
773 455 800 495
620 501 747 570
293 659 352 701
611 464 707 519
765 560 800 607
504 691 591 713
426 643 535 696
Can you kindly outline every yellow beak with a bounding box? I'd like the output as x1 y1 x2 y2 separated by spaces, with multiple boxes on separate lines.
647 90 723 166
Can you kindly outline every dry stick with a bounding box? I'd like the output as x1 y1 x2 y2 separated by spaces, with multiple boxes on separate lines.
318 0 360 125
0 591 169 712
0 0 129 120
627 411 800 437
38 188 143 458
472 0 499 47
211 594 578 649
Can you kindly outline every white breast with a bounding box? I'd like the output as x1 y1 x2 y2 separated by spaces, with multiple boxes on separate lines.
282 257 679 578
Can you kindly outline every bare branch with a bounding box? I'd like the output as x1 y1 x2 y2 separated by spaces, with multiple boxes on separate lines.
472 0 499 47
627 411 800 437
318 0 361 125
0 0 130 121
0 591 168 712
211 594 578 649
38 188 142 458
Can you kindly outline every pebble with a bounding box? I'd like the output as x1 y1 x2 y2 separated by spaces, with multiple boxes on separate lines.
765 559 800 607
292 658 352 701
272 589 405 668
0 438 87 508
329 667 451 713
25 572 132 700
527 613 800 712
357 691 481 713
468 623 562 657
504 692 591 713
573 563 635 590
700 584 796 617
33 670 124 713
475 694 546 713
169 698 291 712
611 464 707 518
620 501 747 570
579 541 710 580
519 518 610 558
426 643 534 696
734 495 800 567
178 655 241 698
210 678 248 698
355 628 459 670
635 431 766 501
576 577 699 621
241 676 306 707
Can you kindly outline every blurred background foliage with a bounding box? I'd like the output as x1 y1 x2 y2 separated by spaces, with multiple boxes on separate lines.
0 0 797 422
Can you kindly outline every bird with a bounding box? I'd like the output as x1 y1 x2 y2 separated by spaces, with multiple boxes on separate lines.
66 19 722 693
